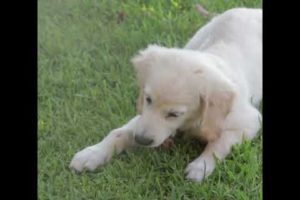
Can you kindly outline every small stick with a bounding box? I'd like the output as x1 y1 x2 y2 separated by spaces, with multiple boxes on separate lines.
160 138 174 150
195 4 209 17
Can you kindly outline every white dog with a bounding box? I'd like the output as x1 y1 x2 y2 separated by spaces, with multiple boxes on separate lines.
70 8 262 183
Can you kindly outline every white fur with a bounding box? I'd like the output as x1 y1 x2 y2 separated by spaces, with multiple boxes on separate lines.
70 8 262 183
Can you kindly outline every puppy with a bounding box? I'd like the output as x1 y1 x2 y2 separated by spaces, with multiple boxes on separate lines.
70 8 262 183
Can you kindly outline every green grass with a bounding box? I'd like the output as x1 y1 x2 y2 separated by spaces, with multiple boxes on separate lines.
38 0 262 199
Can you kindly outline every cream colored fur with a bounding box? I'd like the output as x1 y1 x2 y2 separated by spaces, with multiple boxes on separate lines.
70 8 262 183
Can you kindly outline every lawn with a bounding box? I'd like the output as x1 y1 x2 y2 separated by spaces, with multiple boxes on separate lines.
38 0 262 199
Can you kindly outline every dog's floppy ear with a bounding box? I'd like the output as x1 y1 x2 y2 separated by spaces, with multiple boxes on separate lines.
131 44 161 113
196 67 236 141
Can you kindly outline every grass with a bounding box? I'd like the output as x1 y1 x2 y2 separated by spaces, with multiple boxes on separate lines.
38 0 262 199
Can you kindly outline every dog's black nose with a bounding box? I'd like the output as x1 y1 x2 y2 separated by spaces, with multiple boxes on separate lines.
134 135 153 145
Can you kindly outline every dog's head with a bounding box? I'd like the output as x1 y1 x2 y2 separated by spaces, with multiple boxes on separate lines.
131 45 236 147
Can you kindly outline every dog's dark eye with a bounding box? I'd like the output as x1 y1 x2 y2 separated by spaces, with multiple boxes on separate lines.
146 96 152 104
166 112 179 118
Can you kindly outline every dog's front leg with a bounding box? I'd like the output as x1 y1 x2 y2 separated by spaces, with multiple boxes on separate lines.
185 130 245 183
185 106 261 183
69 115 140 172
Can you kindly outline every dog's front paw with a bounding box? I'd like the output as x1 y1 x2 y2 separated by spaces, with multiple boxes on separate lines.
69 145 110 172
185 156 215 183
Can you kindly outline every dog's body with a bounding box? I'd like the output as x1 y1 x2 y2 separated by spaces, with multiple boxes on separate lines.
70 8 262 182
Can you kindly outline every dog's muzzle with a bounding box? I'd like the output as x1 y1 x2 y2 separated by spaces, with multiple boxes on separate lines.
134 135 153 146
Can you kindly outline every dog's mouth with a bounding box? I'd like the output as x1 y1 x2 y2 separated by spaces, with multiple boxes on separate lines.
155 129 183 149
137 135 173 148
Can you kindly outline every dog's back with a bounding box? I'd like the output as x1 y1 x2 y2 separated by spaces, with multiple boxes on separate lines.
185 8 262 106
185 8 262 51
